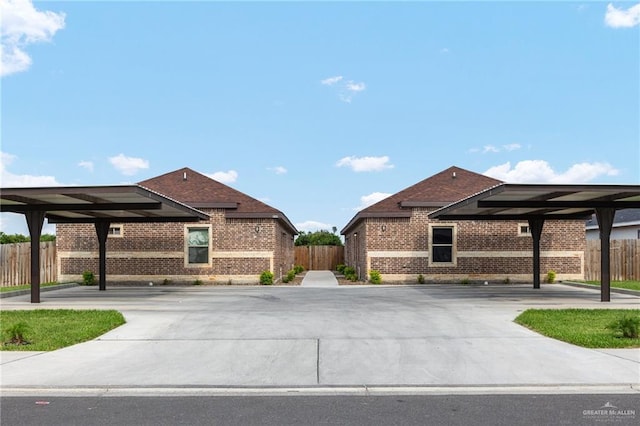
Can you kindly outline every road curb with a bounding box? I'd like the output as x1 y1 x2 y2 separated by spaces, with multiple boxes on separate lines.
1 384 638 397
560 282 640 297
0 283 79 299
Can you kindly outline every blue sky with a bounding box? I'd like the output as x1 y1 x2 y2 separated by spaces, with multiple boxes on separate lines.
1 0 639 236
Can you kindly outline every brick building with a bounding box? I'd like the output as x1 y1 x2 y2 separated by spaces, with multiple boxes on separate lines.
341 166 586 283
57 168 298 284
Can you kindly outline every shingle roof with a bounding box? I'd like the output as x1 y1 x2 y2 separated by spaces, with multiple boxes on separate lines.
585 208 640 228
341 166 503 234
139 167 297 233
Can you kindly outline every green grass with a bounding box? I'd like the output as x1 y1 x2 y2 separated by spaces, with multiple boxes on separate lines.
0 282 65 293
515 309 640 348
1 309 126 351
580 280 640 292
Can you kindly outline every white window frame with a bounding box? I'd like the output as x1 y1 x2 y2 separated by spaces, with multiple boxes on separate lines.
108 224 124 238
518 223 532 237
428 223 457 267
184 224 212 268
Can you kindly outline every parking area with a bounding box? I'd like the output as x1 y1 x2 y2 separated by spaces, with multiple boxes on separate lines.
1 283 639 393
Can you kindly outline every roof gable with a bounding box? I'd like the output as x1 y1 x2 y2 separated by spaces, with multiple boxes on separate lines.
364 166 502 213
341 166 502 233
139 168 278 215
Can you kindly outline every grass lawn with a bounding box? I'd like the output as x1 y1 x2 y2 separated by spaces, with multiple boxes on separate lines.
1 309 126 351
579 280 640 292
0 282 65 293
515 309 640 349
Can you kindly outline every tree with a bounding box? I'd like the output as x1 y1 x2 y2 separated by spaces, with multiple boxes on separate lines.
0 232 56 244
295 229 343 246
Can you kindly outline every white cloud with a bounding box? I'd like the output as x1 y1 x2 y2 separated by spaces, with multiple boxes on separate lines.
206 170 238 184
336 155 394 172
0 151 60 186
605 3 640 28
108 153 149 176
345 81 366 92
356 191 392 210
295 220 335 233
338 80 367 102
484 160 620 183
268 166 287 175
440 47 450 54
338 93 354 103
478 144 522 154
0 151 59 236
321 75 343 86
78 160 94 172
322 75 366 103
1 0 66 77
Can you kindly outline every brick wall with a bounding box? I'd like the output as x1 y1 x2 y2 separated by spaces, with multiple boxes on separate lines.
345 208 586 283
57 208 295 284
272 221 296 281
343 221 367 280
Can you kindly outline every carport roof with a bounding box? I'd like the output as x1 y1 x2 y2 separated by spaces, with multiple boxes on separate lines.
428 183 640 221
0 185 210 223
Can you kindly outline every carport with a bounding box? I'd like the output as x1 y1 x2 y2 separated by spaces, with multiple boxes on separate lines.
0 185 209 303
428 183 640 302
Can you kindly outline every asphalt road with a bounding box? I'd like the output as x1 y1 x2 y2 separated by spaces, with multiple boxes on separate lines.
1 394 638 426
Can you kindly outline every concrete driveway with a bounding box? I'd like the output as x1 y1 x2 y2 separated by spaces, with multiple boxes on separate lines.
1 283 639 394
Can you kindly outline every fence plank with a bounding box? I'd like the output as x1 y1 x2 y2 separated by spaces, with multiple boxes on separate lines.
585 239 639 281
0 242 57 287
295 246 344 271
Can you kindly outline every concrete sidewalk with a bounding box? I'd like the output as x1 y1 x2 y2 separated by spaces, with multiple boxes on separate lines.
1 284 639 394
301 271 339 287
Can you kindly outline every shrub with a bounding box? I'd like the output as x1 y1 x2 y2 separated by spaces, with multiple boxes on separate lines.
503 277 511 284
460 278 470 285
193 279 203 286
162 278 171 285
336 264 346 274
3 322 30 345
417 274 425 284
282 269 295 283
607 315 640 339
293 265 305 274
260 271 274 285
343 266 358 281
369 270 382 284
82 270 96 286
546 270 557 283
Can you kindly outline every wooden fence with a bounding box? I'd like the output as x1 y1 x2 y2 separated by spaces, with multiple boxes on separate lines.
295 245 344 271
585 239 640 281
0 242 58 287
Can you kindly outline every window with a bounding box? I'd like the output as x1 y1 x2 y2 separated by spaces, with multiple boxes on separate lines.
518 223 531 236
108 224 123 238
429 224 456 266
185 226 211 266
